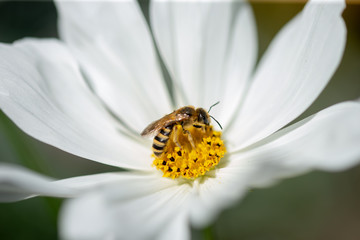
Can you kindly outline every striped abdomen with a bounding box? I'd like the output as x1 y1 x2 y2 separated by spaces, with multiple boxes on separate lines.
152 124 173 157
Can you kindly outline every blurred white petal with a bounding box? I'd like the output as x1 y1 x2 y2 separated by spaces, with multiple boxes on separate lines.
157 210 190 240
60 193 113 240
226 0 346 150
56 0 172 133
231 101 360 188
0 39 150 170
0 164 77 202
59 171 191 240
189 158 256 228
150 0 257 121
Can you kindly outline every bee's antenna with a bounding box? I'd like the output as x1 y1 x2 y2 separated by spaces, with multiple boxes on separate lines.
208 101 220 113
210 115 223 130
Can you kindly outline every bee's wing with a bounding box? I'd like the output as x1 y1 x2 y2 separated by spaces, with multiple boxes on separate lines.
140 118 164 137
140 113 189 137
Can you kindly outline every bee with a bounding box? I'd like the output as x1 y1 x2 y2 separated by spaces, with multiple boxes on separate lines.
141 102 222 157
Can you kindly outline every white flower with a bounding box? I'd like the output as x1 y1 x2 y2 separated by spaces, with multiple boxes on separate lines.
0 0 360 239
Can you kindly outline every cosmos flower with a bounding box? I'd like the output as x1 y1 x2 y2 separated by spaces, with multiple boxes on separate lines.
1 0 360 239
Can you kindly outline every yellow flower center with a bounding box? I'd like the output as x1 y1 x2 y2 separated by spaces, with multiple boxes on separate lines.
152 124 226 179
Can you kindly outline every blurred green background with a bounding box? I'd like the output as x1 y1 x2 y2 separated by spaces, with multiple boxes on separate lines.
0 1 359 239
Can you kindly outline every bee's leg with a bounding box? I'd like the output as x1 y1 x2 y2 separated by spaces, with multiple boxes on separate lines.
201 125 206 133
183 129 196 149
172 125 182 148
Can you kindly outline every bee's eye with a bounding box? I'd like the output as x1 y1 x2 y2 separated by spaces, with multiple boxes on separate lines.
197 109 210 125
198 115 203 122
197 113 206 124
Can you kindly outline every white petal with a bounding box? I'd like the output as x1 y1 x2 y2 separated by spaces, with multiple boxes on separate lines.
60 193 113 240
0 164 77 202
150 1 257 122
0 39 150 170
216 4 258 128
111 185 190 240
226 0 346 150
157 210 190 240
189 158 256 228
56 0 172 132
56 171 174 194
231 101 360 188
191 100 360 228
59 171 192 240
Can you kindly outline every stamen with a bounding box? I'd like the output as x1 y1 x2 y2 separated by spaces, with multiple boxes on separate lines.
152 124 226 179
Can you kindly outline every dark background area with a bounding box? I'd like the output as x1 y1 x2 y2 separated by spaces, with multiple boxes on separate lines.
0 1 359 239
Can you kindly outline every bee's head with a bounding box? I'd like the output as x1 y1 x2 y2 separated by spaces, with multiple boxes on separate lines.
196 108 210 125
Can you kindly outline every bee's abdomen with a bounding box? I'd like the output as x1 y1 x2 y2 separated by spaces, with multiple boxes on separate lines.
152 125 173 157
